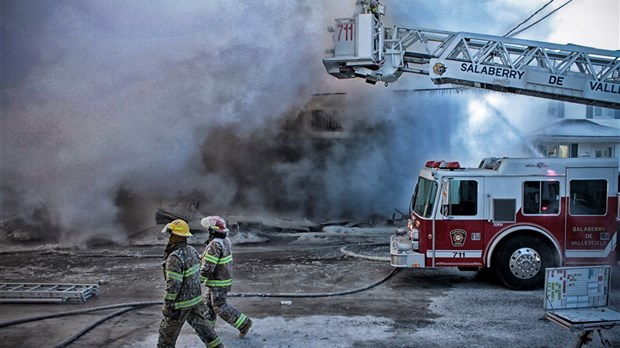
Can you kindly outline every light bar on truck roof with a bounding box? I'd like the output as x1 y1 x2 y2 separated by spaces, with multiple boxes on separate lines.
425 160 444 168
439 161 461 170
425 160 460 170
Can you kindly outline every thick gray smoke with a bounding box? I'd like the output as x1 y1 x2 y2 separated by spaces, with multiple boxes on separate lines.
1 1 543 246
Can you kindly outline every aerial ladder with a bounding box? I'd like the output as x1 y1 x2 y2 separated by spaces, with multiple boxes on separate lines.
322 1 620 109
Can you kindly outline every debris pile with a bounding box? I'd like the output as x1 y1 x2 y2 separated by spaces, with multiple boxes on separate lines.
156 207 405 234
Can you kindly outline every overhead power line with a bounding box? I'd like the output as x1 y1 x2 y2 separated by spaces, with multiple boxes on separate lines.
505 0 575 38
504 0 555 37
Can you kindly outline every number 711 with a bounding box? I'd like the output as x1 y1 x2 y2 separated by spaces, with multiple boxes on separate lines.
337 23 354 41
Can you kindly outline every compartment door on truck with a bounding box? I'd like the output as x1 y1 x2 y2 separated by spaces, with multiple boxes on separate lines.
564 167 616 264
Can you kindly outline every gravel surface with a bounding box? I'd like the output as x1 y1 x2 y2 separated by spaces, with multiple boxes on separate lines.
1 227 619 347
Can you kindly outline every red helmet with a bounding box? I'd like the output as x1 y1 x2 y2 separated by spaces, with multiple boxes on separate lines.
200 216 229 232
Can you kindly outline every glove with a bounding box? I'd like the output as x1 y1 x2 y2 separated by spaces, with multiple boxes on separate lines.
162 303 178 319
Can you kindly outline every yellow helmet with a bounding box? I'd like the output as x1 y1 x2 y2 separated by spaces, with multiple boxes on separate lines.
162 219 192 237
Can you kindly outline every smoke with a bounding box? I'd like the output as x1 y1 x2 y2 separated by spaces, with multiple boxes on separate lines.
0 0 574 246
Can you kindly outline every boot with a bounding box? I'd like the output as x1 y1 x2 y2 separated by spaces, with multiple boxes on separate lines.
238 318 253 338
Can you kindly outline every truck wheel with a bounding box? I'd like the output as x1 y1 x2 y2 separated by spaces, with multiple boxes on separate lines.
494 236 556 290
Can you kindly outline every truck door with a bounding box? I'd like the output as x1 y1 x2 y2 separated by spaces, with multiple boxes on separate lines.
564 167 616 265
432 177 485 267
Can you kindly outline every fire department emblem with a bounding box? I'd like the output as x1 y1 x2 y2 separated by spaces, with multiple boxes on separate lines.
433 62 447 76
450 229 466 247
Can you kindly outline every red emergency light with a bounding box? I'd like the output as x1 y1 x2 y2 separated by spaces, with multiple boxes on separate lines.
425 160 444 168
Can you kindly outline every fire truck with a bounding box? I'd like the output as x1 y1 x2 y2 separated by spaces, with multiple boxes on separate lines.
392 157 618 289
322 1 620 289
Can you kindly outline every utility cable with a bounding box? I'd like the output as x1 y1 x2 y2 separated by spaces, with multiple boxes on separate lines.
507 0 574 38
504 0 555 37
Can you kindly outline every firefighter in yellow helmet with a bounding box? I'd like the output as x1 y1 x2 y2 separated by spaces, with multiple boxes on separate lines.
158 219 224 348
200 216 253 338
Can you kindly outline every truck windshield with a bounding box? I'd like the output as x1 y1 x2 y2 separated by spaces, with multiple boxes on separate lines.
410 177 438 218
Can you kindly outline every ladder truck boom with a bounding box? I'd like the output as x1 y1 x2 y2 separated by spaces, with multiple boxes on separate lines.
322 3 620 109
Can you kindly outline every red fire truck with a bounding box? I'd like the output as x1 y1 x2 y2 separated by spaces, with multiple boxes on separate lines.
390 157 618 289
321 1 620 289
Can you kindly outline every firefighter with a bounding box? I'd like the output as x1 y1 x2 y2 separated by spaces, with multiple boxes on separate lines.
158 219 224 348
200 216 253 338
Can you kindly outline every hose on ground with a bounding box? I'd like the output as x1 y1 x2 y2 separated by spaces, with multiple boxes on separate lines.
339 243 390 262
54 305 147 348
0 242 398 347
0 266 399 329
0 243 400 329
0 301 162 329
230 267 399 298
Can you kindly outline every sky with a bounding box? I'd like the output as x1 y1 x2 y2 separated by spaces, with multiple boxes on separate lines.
1 0 618 245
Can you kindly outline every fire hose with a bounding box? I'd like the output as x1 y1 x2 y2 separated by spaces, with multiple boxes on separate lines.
55 306 146 348
0 244 396 346
0 267 398 328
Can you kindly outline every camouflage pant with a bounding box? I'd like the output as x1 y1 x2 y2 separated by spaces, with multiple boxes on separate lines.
157 302 222 348
204 288 251 331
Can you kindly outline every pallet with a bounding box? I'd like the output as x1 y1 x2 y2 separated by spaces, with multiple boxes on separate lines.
0 283 99 303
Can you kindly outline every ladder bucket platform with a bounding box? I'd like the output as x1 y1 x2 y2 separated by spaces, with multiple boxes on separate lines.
0 283 100 303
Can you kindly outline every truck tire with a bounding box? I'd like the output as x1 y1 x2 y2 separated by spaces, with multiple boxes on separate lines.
493 236 556 290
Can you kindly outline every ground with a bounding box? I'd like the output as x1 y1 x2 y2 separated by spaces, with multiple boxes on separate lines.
0 226 619 348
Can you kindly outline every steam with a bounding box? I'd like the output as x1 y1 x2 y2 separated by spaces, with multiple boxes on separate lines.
0 1 566 246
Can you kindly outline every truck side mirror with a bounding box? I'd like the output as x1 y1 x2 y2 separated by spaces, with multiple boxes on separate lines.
441 179 450 215
441 179 450 205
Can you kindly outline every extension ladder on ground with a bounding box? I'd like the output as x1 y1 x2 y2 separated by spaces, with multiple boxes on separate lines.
0 283 99 303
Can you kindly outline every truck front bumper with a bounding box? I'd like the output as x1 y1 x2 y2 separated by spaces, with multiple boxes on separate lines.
390 234 425 268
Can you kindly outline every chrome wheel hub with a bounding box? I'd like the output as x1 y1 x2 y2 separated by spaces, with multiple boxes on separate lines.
509 247 541 279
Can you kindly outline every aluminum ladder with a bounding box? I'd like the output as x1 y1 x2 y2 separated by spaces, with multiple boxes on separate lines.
0 283 99 303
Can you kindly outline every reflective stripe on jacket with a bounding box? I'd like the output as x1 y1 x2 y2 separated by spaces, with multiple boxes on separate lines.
200 237 233 292
163 243 204 310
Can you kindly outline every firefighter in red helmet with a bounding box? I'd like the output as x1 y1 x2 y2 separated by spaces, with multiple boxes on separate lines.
200 216 253 338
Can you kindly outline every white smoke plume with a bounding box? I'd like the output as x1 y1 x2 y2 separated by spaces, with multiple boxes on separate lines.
1 0 608 246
